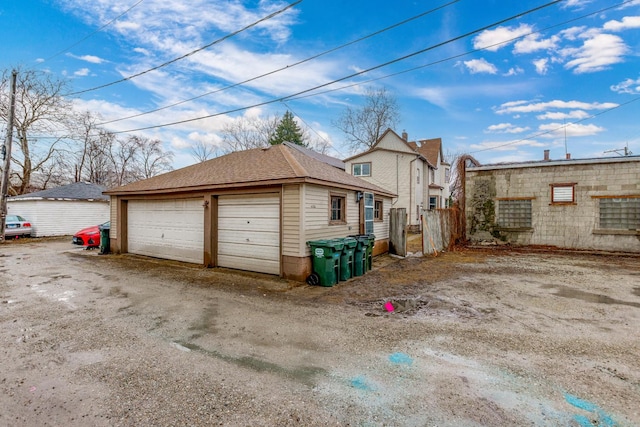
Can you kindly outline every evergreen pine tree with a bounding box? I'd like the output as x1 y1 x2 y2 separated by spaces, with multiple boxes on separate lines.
269 111 306 146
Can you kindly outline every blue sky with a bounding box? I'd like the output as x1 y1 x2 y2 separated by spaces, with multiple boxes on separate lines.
2 0 639 168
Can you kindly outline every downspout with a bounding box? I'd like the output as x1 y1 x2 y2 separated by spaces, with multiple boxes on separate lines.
410 157 417 225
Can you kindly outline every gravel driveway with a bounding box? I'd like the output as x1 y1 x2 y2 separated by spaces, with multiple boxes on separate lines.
1 238 639 426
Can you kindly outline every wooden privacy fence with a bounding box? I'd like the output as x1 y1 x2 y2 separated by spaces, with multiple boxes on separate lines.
389 208 407 257
421 208 463 255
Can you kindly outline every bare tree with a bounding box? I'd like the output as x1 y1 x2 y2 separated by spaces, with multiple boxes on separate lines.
221 114 279 152
136 137 173 179
332 86 400 154
0 68 72 194
190 139 219 163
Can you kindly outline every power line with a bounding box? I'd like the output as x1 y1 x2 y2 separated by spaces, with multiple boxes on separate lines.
470 96 640 154
97 0 461 126
65 0 303 97
43 0 147 63
108 0 565 134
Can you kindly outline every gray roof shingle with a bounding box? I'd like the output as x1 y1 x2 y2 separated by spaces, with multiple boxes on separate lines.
10 182 109 201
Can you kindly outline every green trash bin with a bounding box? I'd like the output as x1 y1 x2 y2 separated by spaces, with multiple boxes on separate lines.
351 237 367 277
339 237 357 281
307 239 344 286
98 222 111 255
365 233 375 271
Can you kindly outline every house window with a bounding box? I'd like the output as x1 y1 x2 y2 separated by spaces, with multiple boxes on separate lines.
374 199 383 222
498 199 532 228
430 168 435 184
330 193 346 224
551 183 576 204
445 168 450 183
599 197 640 230
429 196 437 210
417 168 420 184
352 163 371 177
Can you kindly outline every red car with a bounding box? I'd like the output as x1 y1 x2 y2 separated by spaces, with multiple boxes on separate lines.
72 221 109 248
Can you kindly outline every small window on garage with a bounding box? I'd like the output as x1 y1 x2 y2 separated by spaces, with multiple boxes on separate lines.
599 197 640 230
551 183 576 204
498 199 532 228
330 193 346 224
374 199 383 222
352 162 371 177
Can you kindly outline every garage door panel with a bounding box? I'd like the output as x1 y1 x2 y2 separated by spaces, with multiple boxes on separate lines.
218 255 280 275
218 194 280 275
128 199 204 264
218 229 279 246
218 241 280 260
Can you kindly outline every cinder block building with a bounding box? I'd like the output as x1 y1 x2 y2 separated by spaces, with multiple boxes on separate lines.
465 152 640 253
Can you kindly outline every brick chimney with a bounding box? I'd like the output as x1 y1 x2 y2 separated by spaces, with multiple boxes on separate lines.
566 153 571 160
402 130 408 141
544 149 550 161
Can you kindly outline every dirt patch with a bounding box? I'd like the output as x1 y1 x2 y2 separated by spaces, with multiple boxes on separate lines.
1 239 639 426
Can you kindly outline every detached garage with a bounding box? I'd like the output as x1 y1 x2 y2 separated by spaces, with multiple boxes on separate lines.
105 143 395 280
7 182 109 237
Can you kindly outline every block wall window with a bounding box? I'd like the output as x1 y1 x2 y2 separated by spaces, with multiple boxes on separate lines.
599 197 640 230
330 193 346 224
374 199 383 222
498 199 532 228
550 183 576 204
352 163 371 177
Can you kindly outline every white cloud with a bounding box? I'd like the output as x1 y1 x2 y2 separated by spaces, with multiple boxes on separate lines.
536 111 590 120
514 34 560 54
65 53 106 64
463 58 498 74
496 100 618 115
610 77 640 94
533 58 549 75
504 66 524 76
472 24 533 52
74 68 90 77
603 16 640 31
618 0 640 9
562 33 628 73
538 122 605 138
486 123 530 134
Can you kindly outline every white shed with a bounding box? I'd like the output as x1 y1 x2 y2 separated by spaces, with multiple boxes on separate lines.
7 182 110 237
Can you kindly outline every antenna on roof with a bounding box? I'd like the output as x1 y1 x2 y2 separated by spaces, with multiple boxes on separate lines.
604 143 632 157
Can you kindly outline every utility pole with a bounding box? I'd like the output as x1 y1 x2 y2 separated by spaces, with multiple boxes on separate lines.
1 70 17 242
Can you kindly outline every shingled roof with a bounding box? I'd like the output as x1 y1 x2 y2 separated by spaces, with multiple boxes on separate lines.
105 144 394 197
414 138 446 167
10 182 109 201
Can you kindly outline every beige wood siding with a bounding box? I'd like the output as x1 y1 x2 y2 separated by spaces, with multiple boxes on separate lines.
373 196 391 240
110 196 118 238
282 184 302 257
302 184 360 255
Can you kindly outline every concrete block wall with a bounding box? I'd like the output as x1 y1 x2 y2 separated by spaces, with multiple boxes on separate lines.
465 158 640 253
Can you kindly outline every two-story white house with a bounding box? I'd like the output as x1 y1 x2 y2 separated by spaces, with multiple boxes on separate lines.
343 129 451 229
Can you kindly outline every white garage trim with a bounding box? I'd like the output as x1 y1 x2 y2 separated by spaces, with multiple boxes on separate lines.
128 199 204 264
218 194 280 275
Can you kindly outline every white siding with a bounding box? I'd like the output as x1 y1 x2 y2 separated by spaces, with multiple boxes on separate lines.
373 197 391 240
7 199 109 237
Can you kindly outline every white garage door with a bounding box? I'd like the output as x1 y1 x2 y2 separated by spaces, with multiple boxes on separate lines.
128 199 204 264
218 194 280 275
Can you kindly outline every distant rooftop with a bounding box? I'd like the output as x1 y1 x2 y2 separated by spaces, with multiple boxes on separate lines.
10 182 109 201
468 153 640 171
